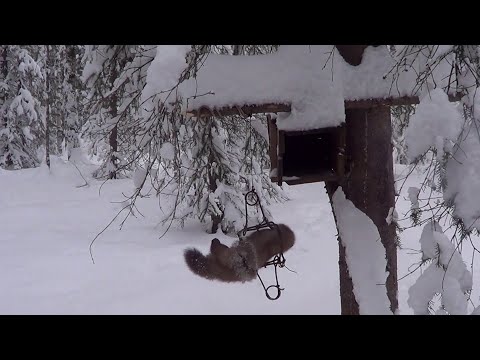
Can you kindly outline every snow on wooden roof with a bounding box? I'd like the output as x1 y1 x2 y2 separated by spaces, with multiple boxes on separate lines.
144 45 462 131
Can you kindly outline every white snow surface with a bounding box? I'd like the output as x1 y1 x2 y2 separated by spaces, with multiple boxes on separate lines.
1 158 479 314
0 155 340 314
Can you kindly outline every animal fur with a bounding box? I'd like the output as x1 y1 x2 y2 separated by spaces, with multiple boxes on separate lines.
184 224 295 283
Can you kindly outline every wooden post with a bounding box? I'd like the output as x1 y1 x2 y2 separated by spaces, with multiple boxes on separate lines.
267 115 278 180
278 130 285 186
326 45 398 314
335 124 346 179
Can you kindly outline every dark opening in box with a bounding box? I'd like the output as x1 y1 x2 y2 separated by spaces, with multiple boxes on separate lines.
282 130 336 178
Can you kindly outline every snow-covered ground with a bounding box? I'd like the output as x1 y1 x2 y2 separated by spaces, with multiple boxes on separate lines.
1 156 478 314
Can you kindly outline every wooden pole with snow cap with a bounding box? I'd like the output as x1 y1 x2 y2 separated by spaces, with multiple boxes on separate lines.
185 45 463 315
329 45 397 315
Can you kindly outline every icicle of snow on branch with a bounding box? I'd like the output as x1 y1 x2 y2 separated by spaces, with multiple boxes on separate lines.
407 221 472 315
444 125 480 231
142 45 191 113
405 88 463 160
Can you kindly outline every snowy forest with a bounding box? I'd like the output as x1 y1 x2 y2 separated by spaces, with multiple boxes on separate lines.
1 45 480 315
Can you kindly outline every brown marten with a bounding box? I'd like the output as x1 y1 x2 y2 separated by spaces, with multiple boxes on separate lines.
184 224 295 283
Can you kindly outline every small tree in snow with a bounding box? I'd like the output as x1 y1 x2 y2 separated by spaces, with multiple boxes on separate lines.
82 45 159 178
82 45 134 179
0 45 44 169
45 45 85 159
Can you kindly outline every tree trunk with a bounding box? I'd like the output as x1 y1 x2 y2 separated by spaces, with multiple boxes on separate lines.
108 83 118 179
326 45 398 314
54 47 64 155
107 47 122 179
208 150 222 234
1 46 12 167
232 45 245 56
325 181 359 314
56 112 65 156
45 46 51 169
66 45 80 159
109 124 118 179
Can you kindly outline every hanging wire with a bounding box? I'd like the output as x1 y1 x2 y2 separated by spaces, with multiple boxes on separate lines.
248 116 254 190
237 116 292 300
238 188 287 300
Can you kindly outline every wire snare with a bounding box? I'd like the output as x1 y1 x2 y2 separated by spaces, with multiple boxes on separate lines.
239 188 287 300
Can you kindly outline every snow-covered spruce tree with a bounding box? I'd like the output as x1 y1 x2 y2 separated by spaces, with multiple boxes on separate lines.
32 45 85 167
157 112 286 235
64 45 86 158
392 45 480 314
41 45 52 168
82 45 132 179
82 45 158 178
0 45 44 169
46 45 85 159
137 45 286 235
111 45 158 172
183 44 285 234
222 112 287 234
175 115 247 234
82 45 127 179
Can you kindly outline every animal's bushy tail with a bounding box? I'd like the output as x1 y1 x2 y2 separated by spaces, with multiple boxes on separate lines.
184 248 209 279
